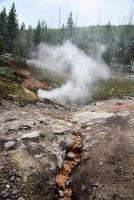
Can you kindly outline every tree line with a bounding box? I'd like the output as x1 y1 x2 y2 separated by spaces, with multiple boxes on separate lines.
0 3 134 71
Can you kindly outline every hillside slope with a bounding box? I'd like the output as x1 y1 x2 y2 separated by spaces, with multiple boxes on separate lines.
0 61 134 200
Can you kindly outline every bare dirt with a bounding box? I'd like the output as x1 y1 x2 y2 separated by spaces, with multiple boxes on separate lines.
0 96 134 200
71 97 134 200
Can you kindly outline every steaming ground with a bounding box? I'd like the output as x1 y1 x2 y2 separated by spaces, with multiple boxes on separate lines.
32 41 110 103
0 59 134 200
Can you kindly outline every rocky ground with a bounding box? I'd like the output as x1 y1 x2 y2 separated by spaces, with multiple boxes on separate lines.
0 96 134 200
0 60 134 199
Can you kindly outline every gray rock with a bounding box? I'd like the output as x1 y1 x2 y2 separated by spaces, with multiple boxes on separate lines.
4 141 16 149
3 179 7 184
11 176 15 181
50 119 73 134
67 152 77 159
20 130 40 139
59 190 64 197
72 111 115 124
1 188 9 197
18 197 25 200
6 184 10 189
1 151 8 156
12 189 18 195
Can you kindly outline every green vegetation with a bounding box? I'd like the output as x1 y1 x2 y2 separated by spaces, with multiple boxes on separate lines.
0 3 134 104
0 3 134 71
91 78 134 101
0 63 38 103
0 66 16 79
0 81 38 102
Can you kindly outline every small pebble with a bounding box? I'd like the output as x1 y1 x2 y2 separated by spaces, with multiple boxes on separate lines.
1 188 9 197
11 176 15 181
4 141 16 150
3 179 7 184
6 184 10 189
59 190 64 197
18 197 25 200
12 189 18 195
67 152 77 159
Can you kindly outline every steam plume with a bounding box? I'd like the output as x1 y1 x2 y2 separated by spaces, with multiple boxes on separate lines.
32 41 110 103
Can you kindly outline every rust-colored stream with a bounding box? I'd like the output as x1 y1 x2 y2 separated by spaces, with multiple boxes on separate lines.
55 128 84 200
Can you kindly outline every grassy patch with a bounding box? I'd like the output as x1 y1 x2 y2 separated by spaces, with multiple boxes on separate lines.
0 57 5 66
91 78 134 101
0 66 17 79
0 65 38 103
0 81 38 103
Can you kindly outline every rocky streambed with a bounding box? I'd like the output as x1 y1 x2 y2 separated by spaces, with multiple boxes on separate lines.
0 97 134 200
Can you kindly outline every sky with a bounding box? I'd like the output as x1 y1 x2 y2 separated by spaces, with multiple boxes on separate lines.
0 0 134 27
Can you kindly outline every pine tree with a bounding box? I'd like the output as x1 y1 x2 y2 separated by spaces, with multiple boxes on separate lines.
17 22 28 61
102 22 114 65
0 7 7 54
7 3 19 54
66 12 74 39
20 22 25 30
25 25 34 56
41 21 49 43
60 24 65 43
34 20 42 46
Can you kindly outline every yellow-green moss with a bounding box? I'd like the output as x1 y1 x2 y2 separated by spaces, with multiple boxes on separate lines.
91 79 134 101
0 82 38 103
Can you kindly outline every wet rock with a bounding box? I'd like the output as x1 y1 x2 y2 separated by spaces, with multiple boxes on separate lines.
56 174 68 189
4 141 16 150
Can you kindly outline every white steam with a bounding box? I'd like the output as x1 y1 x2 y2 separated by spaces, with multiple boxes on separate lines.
32 41 110 103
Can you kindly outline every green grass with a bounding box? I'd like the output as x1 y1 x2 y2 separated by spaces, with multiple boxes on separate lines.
0 81 38 103
0 66 17 79
91 78 134 101
0 65 38 103
0 63 133 104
